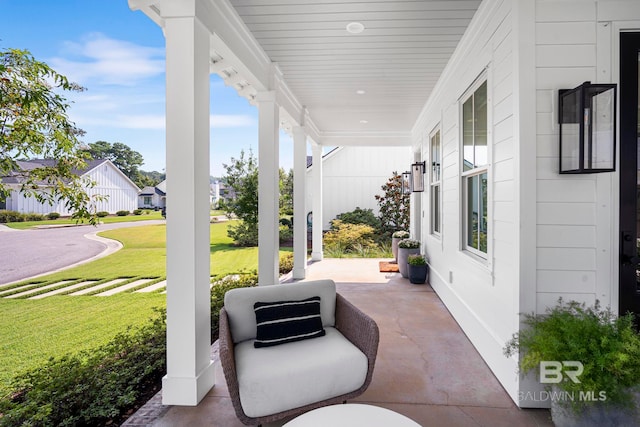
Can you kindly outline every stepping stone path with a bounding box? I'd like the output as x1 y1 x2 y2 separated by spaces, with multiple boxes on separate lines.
0 278 167 299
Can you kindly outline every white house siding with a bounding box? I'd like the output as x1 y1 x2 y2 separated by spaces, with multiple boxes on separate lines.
412 0 522 406
4 162 138 215
306 146 411 230
411 0 640 409
86 163 139 214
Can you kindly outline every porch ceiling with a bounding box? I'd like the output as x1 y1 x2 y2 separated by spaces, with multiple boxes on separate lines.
129 0 482 143
228 0 482 136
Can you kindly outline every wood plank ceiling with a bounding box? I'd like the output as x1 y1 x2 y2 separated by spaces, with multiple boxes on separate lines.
228 0 482 135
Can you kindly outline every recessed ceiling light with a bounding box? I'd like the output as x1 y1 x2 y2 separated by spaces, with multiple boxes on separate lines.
346 22 365 34
360 120 369 124
356 90 366 95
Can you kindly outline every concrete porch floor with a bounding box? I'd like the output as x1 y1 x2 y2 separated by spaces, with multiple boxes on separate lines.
126 258 552 426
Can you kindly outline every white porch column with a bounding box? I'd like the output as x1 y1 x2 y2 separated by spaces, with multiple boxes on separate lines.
311 143 323 261
257 91 280 285
162 13 214 406
292 126 307 279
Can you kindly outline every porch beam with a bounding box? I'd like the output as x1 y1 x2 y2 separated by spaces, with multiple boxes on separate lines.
311 143 323 261
257 91 280 285
292 126 307 279
162 11 214 405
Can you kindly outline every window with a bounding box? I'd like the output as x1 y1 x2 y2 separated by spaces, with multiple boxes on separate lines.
143 196 152 205
461 80 488 256
430 128 441 236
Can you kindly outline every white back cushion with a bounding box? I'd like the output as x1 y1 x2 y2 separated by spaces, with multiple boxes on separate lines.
224 279 337 344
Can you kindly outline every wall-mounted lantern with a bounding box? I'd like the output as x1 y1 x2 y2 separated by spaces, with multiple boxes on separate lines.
558 81 617 174
401 171 411 195
411 161 426 192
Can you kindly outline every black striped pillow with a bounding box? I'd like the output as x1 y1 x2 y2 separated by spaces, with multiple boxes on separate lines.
253 296 326 348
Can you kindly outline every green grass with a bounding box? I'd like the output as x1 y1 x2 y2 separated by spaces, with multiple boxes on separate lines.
5 210 164 230
0 220 291 395
0 293 164 396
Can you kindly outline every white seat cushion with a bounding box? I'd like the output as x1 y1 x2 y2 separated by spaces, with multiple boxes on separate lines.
235 327 368 418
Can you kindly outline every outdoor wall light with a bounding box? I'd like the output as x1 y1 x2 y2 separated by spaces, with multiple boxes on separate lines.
401 171 411 195
558 81 617 174
410 161 426 192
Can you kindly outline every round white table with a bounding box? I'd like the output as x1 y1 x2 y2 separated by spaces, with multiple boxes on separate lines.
283 404 422 427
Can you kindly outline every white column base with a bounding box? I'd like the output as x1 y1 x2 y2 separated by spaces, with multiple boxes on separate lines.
293 267 307 279
162 360 215 406
311 251 323 261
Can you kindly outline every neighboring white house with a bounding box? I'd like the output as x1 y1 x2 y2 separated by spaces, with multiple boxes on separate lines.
305 146 411 230
1 159 140 215
138 179 166 209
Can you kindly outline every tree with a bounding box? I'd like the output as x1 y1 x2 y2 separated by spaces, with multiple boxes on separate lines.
279 167 293 216
221 149 259 246
375 171 410 234
84 141 145 185
0 48 102 223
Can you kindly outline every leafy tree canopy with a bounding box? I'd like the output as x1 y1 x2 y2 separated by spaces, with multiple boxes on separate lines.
83 140 164 188
0 48 102 223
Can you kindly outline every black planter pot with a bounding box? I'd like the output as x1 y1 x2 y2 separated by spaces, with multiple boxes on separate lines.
408 264 428 284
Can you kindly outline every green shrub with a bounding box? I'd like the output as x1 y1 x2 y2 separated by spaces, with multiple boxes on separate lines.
0 309 166 427
334 207 381 231
116 210 129 217
279 224 293 243
407 254 427 265
324 220 377 256
133 209 143 216
279 252 294 275
279 217 292 228
46 212 60 220
24 213 44 221
96 211 109 218
504 299 640 413
227 221 258 247
211 274 257 341
0 211 24 223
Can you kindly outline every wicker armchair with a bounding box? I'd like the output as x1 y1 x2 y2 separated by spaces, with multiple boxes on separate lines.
219 280 379 426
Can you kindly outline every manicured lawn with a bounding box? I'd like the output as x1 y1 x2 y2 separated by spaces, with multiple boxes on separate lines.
4 210 164 230
0 220 291 395
0 293 164 395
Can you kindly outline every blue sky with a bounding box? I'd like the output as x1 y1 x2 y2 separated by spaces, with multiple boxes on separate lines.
0 0 295 177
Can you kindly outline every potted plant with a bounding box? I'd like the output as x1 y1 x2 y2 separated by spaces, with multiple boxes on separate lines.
503 299 640 427
397 238 420 278
407 254 428 284
391 230 410 261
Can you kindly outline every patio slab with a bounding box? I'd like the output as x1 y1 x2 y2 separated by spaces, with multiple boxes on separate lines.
125 258 551 427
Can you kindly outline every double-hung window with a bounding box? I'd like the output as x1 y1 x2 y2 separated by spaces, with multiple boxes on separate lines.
461 80 488 257
430 127 441 236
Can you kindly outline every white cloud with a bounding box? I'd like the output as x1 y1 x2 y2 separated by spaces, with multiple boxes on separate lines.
211 114 255 128
49 33 164 86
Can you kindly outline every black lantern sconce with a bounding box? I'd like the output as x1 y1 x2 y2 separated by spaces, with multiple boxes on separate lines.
558 81 617 174
401 171 411 195
411 161 426 192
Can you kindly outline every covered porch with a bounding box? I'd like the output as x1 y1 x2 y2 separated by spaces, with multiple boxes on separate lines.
124 259 551 426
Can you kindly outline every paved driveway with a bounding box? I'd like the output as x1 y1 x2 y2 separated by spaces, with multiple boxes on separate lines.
0 220 165 285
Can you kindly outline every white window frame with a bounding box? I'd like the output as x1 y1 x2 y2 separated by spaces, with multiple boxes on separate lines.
429 126 442 238
460 76 490 260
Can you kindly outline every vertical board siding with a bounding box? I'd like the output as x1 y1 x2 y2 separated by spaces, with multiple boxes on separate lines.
5 162 139 215
305 146 410 230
